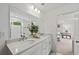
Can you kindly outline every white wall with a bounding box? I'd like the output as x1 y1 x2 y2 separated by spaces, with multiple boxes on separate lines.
0 4 10 54
39 11 57 52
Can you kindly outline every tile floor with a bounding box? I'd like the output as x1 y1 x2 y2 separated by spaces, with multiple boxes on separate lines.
56 39 73 55
50 39 73 55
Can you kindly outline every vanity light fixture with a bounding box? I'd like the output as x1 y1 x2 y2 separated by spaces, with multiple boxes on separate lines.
31 5 34 9
31 5 40 13
41 3 45 6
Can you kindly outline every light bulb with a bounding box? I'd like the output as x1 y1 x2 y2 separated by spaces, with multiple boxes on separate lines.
31 5 34 9
35 8 37 11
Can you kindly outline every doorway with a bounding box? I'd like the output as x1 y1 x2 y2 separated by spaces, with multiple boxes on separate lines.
56 15 74 55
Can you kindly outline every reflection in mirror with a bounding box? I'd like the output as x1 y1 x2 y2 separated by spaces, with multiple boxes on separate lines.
10 16 23 39
10 7 39 40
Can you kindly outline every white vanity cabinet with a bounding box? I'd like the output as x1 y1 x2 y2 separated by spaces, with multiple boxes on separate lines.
41 36 51 55
7 35 52 55
18 35 51 55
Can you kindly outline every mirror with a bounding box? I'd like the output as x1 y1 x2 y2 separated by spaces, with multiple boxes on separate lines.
10 6 39 40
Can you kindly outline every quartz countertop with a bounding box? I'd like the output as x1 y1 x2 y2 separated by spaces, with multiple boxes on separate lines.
7 34 50 55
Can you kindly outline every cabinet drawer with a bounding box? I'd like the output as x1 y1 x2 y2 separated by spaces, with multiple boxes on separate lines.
20 48 34 55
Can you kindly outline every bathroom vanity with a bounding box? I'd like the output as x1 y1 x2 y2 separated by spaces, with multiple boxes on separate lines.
7 34 52 55
8 6 52 55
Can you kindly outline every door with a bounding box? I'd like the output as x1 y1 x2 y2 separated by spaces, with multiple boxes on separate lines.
74 15 79 55
56 14 74 55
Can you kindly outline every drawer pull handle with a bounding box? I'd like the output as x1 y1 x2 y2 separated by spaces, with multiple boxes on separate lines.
76 41 79 43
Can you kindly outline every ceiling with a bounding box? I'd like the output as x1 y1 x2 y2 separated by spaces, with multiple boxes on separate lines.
10 3 79 15
30 3 79 13
31 3 62 13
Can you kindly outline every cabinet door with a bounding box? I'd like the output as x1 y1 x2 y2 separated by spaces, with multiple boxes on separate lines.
46 37 51 53
20 42 42 55
74 41 79 54
31 43 42 55
20 48 34 55
74 38 79 55
41 37 51 55
74 18 79 54
42 41 48 55
20 36 51 55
